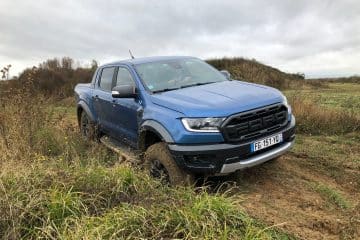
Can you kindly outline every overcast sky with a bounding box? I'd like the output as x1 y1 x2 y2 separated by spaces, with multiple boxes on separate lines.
1 0 359 78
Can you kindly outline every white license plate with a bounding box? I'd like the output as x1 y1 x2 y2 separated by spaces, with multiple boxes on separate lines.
251 134 283 152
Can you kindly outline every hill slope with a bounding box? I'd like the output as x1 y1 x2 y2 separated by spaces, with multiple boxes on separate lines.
207 57 305 89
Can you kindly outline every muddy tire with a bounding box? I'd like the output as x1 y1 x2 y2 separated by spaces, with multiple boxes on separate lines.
144 142 195 186
80 111 96 141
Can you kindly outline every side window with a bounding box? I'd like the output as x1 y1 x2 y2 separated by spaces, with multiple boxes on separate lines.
116 67 135 86
99 67 115 91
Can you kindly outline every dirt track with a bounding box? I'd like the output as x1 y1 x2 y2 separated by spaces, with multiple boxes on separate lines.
228 148 360 240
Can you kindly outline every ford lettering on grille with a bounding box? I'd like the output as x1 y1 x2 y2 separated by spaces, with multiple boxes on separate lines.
221 104 288 143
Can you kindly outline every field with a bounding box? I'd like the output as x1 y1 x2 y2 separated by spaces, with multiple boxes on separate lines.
285 83 360 112
0 61 359 239
230 82 360 239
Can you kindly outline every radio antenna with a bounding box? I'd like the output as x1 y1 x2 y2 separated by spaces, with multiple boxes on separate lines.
129 49 135 59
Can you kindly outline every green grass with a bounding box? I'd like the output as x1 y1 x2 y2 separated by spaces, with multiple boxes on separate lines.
292 134 360 189
285 82 360 113
310 182 351 210
292 134 360 162
1 158 293 239
285 83 360 135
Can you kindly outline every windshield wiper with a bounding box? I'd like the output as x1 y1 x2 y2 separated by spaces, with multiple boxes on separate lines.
152 87 180 93
179 82 217 89
152 82 217 93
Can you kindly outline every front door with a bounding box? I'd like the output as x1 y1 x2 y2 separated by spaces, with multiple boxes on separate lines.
110 66 143 145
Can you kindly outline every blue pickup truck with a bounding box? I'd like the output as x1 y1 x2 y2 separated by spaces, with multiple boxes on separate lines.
75 56 295 185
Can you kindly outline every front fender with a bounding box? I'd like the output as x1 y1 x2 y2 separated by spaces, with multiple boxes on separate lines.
140 120 174 143
77 100 96 124
139 120 174 143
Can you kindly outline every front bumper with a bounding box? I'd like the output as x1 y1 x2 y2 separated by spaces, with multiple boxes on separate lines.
168 115 295 175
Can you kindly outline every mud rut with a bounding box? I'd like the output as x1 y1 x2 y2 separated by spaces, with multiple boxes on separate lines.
224 154 360 240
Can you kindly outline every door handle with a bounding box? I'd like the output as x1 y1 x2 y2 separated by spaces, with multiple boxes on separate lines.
93 95 99 101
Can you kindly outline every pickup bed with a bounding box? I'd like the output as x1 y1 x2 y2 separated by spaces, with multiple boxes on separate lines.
75 56 295 185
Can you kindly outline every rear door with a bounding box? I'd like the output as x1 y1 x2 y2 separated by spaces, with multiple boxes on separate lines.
93 66 116 133
110 66 143 145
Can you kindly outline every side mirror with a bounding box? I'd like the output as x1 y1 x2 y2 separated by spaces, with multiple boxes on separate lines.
112 85 137 98
220 70 231 80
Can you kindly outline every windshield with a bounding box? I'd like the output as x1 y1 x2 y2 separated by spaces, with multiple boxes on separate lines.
135 58 228 93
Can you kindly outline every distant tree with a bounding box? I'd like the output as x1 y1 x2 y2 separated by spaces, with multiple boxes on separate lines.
0 69 5 80
61 57 74 70
1 65 11 80
91 59 98 70
295 72 305 79
40 58 60 70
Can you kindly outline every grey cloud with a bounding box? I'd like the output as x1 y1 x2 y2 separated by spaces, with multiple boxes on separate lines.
0 0 359 77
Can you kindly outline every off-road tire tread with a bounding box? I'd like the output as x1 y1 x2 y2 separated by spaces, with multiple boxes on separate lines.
145 142 194 186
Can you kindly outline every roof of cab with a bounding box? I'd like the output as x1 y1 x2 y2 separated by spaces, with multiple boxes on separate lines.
100 56 195 67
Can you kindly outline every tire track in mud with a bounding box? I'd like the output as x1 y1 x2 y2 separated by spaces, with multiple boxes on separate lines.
230 154 359 239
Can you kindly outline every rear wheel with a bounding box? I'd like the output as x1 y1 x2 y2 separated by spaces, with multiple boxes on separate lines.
144 142 195 186
80 111 95 141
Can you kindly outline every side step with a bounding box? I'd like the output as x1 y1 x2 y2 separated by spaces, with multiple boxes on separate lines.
100 136 141 164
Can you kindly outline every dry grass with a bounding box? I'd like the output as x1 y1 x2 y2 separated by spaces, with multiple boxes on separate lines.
289 94 360 135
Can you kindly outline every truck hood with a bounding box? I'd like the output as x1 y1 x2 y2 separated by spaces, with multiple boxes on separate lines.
149 80 284 117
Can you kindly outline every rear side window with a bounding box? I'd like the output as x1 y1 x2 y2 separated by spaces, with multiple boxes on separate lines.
99 67 115 91
116 67 135 86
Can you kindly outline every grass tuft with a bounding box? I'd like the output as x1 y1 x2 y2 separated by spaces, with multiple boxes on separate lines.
310 182 351 210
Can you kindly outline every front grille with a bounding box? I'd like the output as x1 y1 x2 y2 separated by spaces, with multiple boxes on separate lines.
221 104 288 143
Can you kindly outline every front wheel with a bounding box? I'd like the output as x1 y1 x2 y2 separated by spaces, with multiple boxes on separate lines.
144 143 195 186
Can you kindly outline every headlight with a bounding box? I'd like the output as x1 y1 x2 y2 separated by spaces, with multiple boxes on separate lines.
181 117 225 132
282 96 292 115
282 96 288 106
